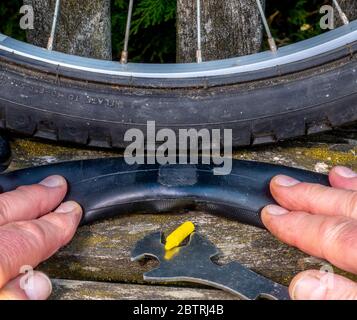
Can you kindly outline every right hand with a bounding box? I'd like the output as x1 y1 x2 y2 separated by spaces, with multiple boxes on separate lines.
262 166 357 300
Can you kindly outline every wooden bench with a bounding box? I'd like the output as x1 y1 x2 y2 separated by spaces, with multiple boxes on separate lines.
8 126 357 299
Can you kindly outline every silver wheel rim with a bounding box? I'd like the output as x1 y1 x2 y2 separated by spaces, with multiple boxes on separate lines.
0 20 357 79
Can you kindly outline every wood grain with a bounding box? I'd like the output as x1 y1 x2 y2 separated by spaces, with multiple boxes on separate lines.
7 127 357 299
51 279 237 300
24 0 112 59
176 0 264 62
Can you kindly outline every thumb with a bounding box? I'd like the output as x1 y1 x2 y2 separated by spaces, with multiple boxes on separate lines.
0 271 52 300
290 270 357 300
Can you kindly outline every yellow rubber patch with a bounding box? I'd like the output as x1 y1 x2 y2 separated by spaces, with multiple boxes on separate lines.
165 221 195 251
164 247 180 260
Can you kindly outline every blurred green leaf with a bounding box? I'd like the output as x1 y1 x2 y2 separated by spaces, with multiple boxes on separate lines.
0 0 26 41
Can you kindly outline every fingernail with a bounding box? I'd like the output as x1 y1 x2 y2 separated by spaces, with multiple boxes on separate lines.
291 275 325 300
334 166 357 178
39 175 66 188
265 205 289 216
24 272 52 300
274 175 300 187
55 201 81 214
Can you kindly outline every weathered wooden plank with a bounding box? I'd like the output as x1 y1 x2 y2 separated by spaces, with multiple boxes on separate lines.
41 213 302 285
176 0 264 62
9 130 357 173
50 279 237 300
24 0 112 59
6 128 357 292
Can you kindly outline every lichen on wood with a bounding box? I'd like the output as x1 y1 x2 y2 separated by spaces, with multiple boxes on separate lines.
9 126 357 299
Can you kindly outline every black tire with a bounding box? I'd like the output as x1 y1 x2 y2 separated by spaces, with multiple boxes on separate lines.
0 41 357 148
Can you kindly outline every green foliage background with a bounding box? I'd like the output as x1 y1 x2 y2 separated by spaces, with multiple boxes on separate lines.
0 0 26 42
0 0 329 62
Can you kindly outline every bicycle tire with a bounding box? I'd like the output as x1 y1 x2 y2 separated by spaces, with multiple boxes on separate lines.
0 22 357 148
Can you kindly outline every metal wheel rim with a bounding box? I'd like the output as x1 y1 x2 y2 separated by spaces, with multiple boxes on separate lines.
0 20 357 79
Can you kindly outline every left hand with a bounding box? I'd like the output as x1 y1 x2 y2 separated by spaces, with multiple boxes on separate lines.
0 175 82 300
262 166 357 300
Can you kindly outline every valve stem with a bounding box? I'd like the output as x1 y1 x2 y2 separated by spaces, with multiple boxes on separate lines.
256 0 277 53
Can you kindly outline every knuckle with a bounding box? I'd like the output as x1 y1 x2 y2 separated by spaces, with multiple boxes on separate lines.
61 217 78 243
44 214 76 245
48 215 69 232
319 217 357 259
16 185 37 198
303 183 326 204
17 185 44 207
293 182 321 203
13 221 48 244
0 198 11 224
0 228 37 285
345 192 357 218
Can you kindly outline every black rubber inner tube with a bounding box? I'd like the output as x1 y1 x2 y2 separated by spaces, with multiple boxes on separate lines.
0 158 329 228
0 134 11 173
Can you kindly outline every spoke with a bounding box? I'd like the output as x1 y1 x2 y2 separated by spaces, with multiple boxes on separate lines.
196 0 202 63
256 0 277 53
121 0 134 64
47 0 61 51
332 0 349 25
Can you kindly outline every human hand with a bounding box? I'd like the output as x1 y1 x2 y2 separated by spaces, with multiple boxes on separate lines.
0 176 82 300
262 166 357 300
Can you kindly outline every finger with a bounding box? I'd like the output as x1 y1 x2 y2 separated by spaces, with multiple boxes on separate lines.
0 271 52 300
290 270 357 300
329 166 357 192
269 175 357 219
0 201 82 289
261 205 357 274
0 175 67 226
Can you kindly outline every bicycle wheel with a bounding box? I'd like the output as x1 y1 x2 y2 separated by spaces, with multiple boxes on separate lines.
0 15 357 147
